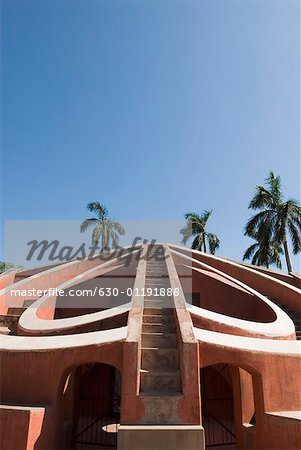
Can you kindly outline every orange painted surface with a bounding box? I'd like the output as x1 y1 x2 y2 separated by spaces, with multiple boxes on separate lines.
0 246 300 449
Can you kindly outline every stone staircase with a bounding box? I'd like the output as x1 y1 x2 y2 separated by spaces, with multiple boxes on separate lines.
278 304 301 340
0 299 35 335
140 246 182 425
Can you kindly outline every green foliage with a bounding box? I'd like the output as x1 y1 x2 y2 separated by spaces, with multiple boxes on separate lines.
0 261 23 274
180 209 220 254
80 202 125 251
243 236 283 269
244 172 301 272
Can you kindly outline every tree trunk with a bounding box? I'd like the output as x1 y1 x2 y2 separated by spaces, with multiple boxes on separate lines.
203 234 207 254
283 236 293 273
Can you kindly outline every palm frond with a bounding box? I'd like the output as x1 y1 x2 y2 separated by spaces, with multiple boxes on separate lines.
191 235 203 250
248 186 274 210
111 221 125 235
80 218 98 233
108 229 121 248
200 210 213 225
91 224 103 245
180 223 193 245
245 172 301 271
287 221 301 255
243 243 258 261
244 210 274 237
182 209 219 253
87 202 108 219
266 171 282 204
184 212 201 221
207 232 220 254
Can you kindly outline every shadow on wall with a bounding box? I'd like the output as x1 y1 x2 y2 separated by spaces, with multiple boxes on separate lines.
0 408 30 450
200 363 261 450
178 264 276 323
52 362 121 450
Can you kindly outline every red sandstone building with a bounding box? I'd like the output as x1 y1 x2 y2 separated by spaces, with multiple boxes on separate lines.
0 244 300 450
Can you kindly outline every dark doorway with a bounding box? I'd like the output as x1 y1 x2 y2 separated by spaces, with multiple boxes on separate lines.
72 363 120 449
201 364 236 448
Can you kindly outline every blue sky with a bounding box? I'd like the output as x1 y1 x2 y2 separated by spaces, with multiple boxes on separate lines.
1 0 300 270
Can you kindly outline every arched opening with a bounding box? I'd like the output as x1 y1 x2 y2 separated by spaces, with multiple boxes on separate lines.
201 364 236 448
62 363 121 449
201 363 259 449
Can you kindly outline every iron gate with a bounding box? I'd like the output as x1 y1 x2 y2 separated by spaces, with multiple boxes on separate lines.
74 363 120 448
201 364 236 447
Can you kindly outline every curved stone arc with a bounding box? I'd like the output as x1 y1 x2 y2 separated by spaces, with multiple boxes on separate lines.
169 248 296 338
0 244 142 296
17 263 127 331
188 304 292 339
0 325 127 351
17 248 140 333
168 243 301 311
193 327 301 355
19 302 131 334
187 267 294 338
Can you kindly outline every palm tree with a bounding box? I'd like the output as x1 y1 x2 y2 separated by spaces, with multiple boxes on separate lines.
80 202 125 251
180 210 220 254
243 232 283 269
244 172 301 272
0 261 23 274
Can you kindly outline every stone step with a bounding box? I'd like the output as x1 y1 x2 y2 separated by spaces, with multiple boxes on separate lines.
143 314 175 324
146 261 165 264
145 279 169 283
139 394 183 424
144 301 173 310
145 277 168 280
144 285 170 291
144 297 174 303
140 369 181 393
142 333 177 348
141 347 179 370
145 272 168 275
143 308 163 316
143 308 174 316
144 299 168 304
142 323 176 334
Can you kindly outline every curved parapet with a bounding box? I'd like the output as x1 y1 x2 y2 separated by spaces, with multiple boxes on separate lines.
0 325 127 352
169 247 296 339
189 302 295 339
169 243 301 314
17 248 140 335
0 245 141 314
193 327 301 356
